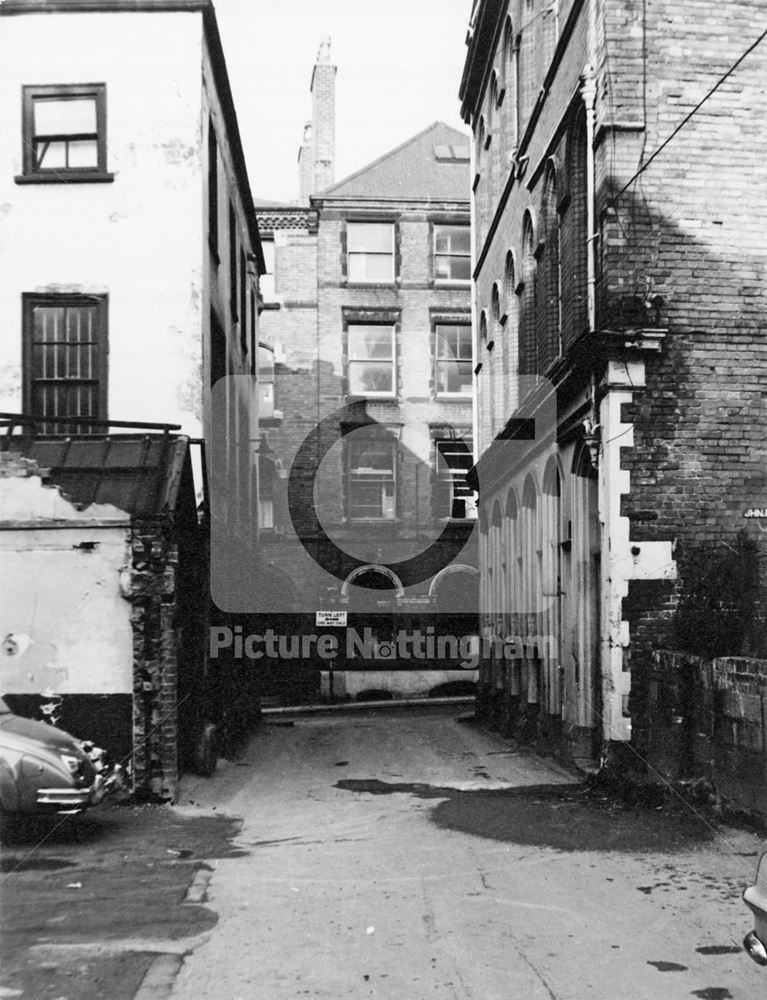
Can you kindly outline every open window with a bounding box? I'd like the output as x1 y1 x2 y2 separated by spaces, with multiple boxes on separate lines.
436 438 477 519
19 84 111 182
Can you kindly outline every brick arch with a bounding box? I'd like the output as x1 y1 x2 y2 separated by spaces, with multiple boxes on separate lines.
572 433 598 480
491 499 503 528
542 454 563 496
340 564 404 599
428 563 479 599
491 282 501 325
505 487 519 519
522 472 538 509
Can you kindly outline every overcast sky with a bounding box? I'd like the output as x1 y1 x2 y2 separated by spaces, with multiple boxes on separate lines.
214 0 472 203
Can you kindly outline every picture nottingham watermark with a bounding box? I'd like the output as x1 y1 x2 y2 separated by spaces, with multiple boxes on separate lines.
209 626 557 670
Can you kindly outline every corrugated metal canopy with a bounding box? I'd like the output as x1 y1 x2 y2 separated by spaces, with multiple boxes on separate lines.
0 433 194 517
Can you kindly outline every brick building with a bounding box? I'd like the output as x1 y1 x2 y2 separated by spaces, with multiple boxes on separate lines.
0 0 265 794
253 44 479 701
460 0 767 763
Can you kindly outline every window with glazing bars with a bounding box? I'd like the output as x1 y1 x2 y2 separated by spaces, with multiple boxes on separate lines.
21 84 108 178
436 439 477 519
22 294 108 433
434 225 471 281
348 438 396 520
435 323 472 396
347 223 394 283
347 324 395 396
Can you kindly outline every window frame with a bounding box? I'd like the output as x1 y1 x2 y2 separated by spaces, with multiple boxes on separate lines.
346 222 395 285
436 437 477 520
207 116 219 259
347 323 396 399
258 342 275 419
18 83 112 184
22 292 109 434
433 223 471 284
347 435 397 522
229 201 238 323
434 322 473 398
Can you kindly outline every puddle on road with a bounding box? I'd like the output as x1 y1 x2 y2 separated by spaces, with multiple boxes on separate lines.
0 856 75 873
336 779 460 798
647 960 687 972
695 946 741 955
334 780 716 852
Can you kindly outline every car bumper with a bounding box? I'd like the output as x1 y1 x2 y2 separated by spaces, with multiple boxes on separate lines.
36 774 104 813
744 930 767 966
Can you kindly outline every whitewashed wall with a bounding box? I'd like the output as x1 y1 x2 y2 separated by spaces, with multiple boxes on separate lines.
0 10 205 433
0 474 133 697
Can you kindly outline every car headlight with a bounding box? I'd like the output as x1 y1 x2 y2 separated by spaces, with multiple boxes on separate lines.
59 753 81 776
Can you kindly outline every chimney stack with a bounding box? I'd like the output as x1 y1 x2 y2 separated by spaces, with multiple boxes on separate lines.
298 37 336 201
298 122 313 204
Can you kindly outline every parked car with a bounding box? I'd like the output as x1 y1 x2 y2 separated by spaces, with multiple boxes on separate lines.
0 697 104 817
744 845 767 966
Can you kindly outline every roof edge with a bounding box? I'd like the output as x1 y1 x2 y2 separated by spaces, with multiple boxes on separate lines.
320 121 469 196
0 1 208 13
0 0 264 272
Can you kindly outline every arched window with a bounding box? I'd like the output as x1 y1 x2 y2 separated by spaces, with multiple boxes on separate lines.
539 162 561 370
519 214 537 375
521 474 539 645
562 106 588 346
489 73 500 196
541 457 563 716
540 0 557 72
518 4 536 130
491 282 502 427
479 310 493 446
502 17 517 151
491 282 501 334
476 116 487 231
504 251 519 412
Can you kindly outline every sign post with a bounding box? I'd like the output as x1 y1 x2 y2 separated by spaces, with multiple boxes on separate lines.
315 611 347 701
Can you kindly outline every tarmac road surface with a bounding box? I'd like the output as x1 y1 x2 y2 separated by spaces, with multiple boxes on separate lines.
166 706 764 1000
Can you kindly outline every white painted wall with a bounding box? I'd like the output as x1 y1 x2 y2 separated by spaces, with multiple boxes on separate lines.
0 10 205 433
0 477 133 697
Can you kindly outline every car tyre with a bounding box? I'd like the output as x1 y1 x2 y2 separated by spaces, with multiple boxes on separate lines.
194 723 218 777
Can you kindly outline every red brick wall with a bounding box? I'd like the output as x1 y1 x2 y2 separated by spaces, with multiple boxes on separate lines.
606 0 767 662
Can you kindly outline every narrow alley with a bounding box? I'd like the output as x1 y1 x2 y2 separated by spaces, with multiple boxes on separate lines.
4 705 764 999
167 707 763 999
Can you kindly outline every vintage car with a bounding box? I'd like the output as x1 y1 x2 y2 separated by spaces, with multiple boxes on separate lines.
744 845 767 966
0 697 104 816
